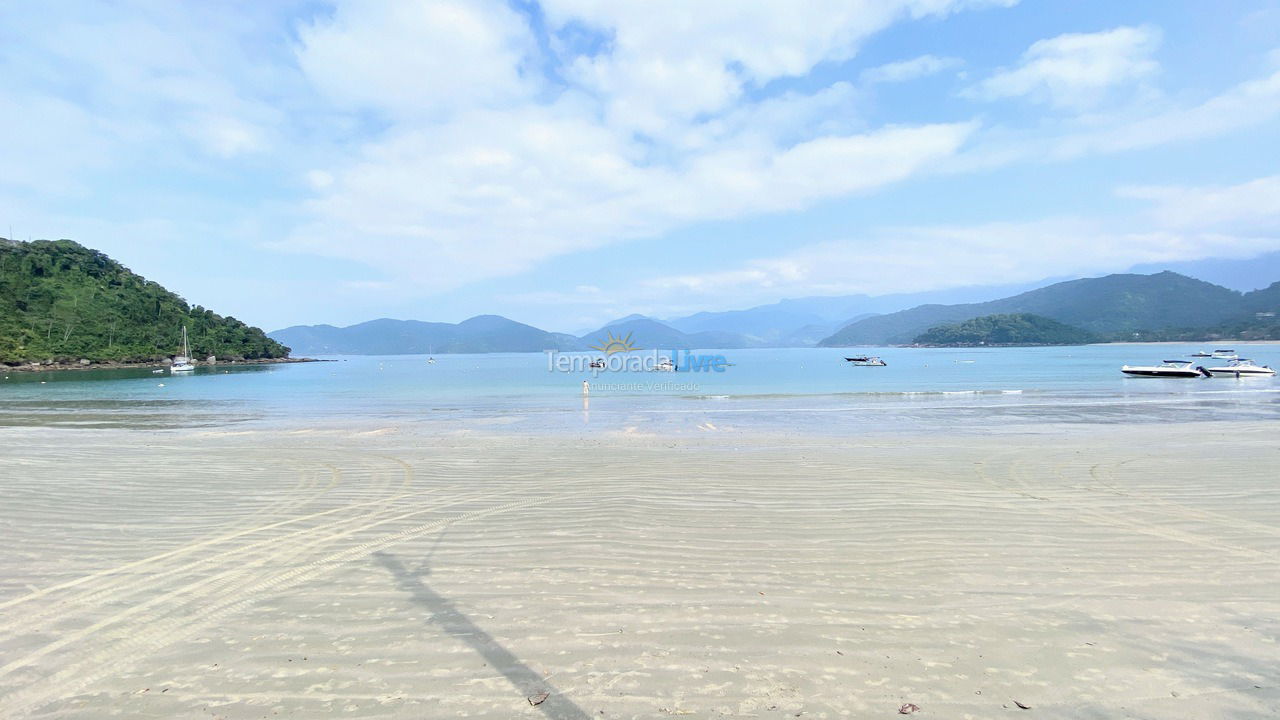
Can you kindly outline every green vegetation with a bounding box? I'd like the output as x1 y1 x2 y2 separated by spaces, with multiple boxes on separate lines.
1123 316 1280 342
822 272 1275 346
1 239 289 365
914 313 1098 346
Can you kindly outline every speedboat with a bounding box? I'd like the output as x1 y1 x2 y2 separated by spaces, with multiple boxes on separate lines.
1190 350 1212 358
845 356 887 366
654 358 676 372
1211 349 1238 360
588 359 605 369
1120 360 1210 378
1203 358 1276 377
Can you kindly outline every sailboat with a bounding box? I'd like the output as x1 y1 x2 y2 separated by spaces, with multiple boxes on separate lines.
171 326 196 373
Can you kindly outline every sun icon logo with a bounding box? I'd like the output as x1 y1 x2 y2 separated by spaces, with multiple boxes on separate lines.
591 330 641 355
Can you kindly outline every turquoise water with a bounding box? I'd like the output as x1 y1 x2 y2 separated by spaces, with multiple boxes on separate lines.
2 345 1277 432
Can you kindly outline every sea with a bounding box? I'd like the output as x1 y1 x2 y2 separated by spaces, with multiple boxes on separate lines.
2 344 1277 434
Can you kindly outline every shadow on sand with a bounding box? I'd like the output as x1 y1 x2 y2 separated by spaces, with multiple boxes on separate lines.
373 549 590 719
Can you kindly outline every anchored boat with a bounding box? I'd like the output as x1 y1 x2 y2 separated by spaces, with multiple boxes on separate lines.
1120 359 1209 378
845 356 887 366
171 326 195 373
1203 358 1275 377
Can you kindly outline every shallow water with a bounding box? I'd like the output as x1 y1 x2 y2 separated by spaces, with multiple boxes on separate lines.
1 345 1277 433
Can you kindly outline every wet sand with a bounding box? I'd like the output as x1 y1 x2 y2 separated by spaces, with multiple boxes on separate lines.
1 423 1278 718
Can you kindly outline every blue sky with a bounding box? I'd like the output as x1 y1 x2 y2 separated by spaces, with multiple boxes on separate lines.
2 0 1278 333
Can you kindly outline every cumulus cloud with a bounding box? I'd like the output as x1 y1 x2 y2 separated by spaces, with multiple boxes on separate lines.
295 0 536 118
540 0 1005 136
967 25 1161 107
282 0 995 289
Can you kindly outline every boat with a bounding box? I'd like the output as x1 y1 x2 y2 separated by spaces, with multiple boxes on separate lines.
171 326 195 373
588 359 606 369
427 357 436 364
845 356 887 366
1190 350 1212 358
655 358 676 372
1211 349 1238 360
1203 358 1276 377
1120 359 1209 378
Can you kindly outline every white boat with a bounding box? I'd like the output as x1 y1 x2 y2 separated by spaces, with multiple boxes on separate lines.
1189 350 1212 358
171 326 195 373
655 357 676 372
845 356 887 366
1203 358 1276 377
1211 349 1238 360
1120 359 1209 378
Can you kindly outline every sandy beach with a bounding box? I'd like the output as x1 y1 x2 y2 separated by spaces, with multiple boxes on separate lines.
1 423 1278 719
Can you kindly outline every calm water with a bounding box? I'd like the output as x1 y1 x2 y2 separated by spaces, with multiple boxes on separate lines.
1 345 1277 433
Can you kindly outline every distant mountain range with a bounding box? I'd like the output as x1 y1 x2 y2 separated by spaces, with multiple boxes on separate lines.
271 271 1280 355
820 272 1280 346
268 315 581 355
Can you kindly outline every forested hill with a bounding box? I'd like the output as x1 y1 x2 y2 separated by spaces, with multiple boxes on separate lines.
1 239 289 365
913 313 1098 346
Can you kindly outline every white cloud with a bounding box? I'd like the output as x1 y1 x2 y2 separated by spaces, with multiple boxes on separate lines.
1048 66 1280 157
861 54 962 84
968 25 1161 107
541 0 1010 136
280 1 1000 290
0 2 293 194
944 60 1280 173
616 174 1280 310
295 0 535 119
1118 175 1280 236
281 110 975 289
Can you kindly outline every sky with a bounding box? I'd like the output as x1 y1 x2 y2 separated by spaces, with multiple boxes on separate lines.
2 1 1279 334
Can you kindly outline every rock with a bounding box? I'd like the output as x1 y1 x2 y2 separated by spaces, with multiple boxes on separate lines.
206 355 217 364
528 691 549 706
1014 700 1031 710
79 358 91 366
899 703 921 714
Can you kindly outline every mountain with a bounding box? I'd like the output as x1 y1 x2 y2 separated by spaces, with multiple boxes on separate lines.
664 278 1063 346
820 272 1253 346
0 238 288 364
273 314 759 355
1244 280 1280 313
269 315 582 355
1128 251 1280 292
579 317 757 351
913 314 1098 347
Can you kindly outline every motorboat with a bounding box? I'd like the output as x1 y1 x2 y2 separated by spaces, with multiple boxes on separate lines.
1189 350 1212 358
171 326 195 373
1203 358 1276 377
1120 359 1210 378
1211 349 1238 360
655 357 676 372
845 356 887 366
588 359 606 369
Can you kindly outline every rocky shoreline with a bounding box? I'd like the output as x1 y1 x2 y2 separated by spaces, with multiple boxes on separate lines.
3 356 325 373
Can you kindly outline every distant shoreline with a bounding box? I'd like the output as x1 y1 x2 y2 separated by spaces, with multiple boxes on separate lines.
3 356 326 373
